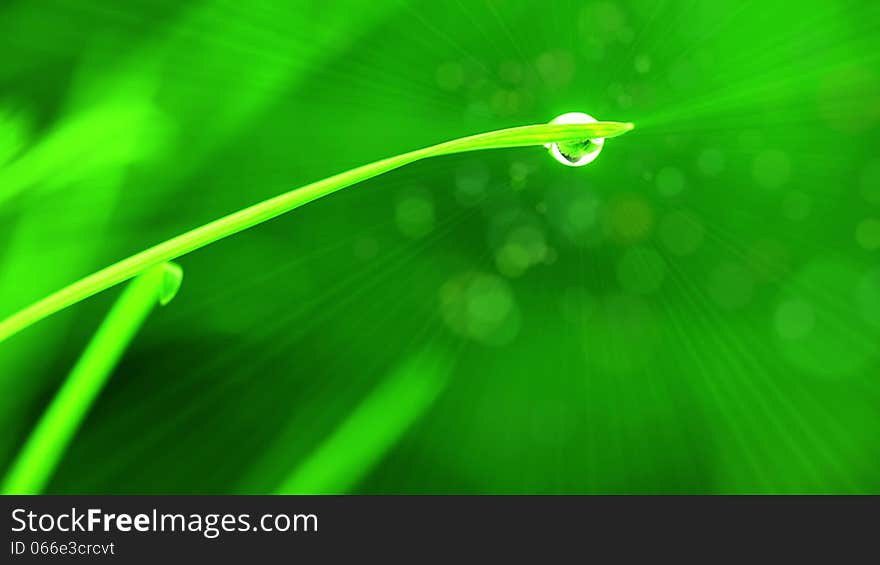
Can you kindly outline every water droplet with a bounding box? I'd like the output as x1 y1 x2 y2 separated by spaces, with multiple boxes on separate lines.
856 218 880 250
752 149 791 188
439 272 520 345
395 187 435 238
655 166 686 196
546 112 605 167
774 300 815 340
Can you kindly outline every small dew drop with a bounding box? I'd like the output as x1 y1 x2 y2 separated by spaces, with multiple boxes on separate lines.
546 112 605 167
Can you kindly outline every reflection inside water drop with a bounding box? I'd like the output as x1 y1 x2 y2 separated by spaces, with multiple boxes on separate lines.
546 112 605 167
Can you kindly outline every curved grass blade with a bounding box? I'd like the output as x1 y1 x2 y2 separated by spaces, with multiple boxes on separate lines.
0 262 182 494
275 349 450 494
0 121 633 344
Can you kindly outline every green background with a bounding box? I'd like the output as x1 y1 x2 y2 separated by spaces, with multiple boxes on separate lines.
1 0 878 493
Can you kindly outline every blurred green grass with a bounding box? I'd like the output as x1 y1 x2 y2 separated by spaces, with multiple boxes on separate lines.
1 0 878 493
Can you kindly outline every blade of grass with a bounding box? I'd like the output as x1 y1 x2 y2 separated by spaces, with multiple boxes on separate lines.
0 121 633 343
0 262 182 494
275 349 450 494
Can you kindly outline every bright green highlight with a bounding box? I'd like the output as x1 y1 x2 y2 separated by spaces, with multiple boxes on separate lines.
276 350 450 494
1 263 182 495
0 121 632 344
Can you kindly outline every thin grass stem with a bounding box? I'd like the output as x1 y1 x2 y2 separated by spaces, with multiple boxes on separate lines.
0 263 182 494
0 121 632 343
275 349 449 494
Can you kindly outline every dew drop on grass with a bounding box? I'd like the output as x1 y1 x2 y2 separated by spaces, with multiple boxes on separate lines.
545 112 605 167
